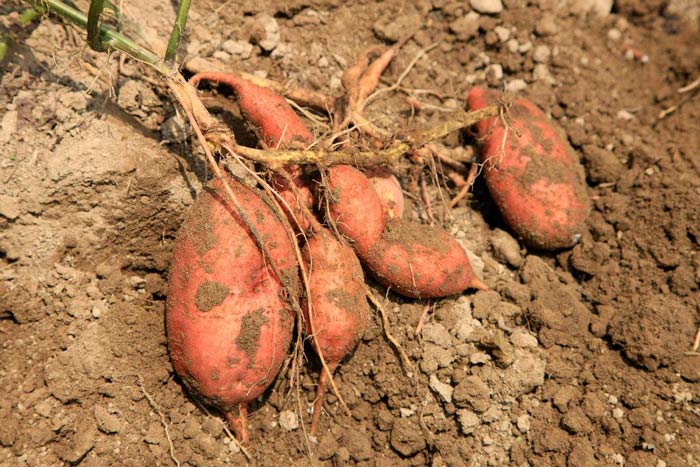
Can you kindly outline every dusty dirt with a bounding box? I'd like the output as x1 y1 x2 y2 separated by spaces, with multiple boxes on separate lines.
1 0 700 466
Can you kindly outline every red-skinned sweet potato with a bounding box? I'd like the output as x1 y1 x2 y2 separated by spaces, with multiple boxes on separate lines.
364 167 405 219
361 218 487 298
302 227 369 435
326 165 386 253
467 86 590 250
166 175 298 443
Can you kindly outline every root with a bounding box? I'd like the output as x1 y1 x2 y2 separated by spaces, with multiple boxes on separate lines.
138 375 181 467
366 288 415 377
414 302 432 336
449 163 478 208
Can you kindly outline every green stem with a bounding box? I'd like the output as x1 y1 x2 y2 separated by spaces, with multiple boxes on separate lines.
165 0 191 63
28 0 166 72
87 0 105 51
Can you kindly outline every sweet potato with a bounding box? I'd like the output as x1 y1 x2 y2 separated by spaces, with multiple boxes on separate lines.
326 165 386 253
191 72 316 231
302 228 369 435
166 175 298 443
190 72 312 148
467 86 590 250
361 218 487 298
364 167 405 219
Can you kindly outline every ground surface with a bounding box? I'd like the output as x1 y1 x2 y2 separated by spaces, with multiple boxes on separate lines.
1 0 700 466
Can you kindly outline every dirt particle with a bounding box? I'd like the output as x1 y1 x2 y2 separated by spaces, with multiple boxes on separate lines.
390 418 426 457
235 309 268 361
194 281 229 312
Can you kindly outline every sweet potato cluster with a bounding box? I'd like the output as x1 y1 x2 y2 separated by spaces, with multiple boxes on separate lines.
165 75 589 442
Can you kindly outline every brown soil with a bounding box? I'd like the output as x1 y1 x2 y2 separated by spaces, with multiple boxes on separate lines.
1 1 699 466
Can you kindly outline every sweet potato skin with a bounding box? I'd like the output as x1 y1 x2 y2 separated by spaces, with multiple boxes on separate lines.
166 176 297 426
467 86 590 250
326 165 386 253
361 219 486 298
364 167 405 219
302 228 369 366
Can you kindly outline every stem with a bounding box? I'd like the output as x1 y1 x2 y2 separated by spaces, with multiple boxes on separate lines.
232 105 500 167
87 0 105 51
29 0 165 71
165 0 191 63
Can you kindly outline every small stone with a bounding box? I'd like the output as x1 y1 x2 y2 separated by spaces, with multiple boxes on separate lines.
490 229 522 267
532 45 551 63
607 28 622 41
399 407 415 418
450 12 481 41
516 414 530 433
222 40 253 59
429 375 454 403
505 79 527 93
470 0 503 14
485 64 503 86
91 304 103 319
535 14 558 36
250 14 280 52
518 41 533 53
212 50 231 61
279 410 299 432
617 109 634 120
612 407 624 419
506 38 519 53
592 0 613 16
0 195 20 220
532 64 555 84
494 26 511 42
612 453 625 465
456 409 480 435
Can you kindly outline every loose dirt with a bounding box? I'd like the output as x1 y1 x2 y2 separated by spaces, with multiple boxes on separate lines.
1 0 699 466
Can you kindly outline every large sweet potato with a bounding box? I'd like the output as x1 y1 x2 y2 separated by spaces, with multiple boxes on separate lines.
361 219 486 298
467 86 590 250
166 175 298 443
302 228 369 435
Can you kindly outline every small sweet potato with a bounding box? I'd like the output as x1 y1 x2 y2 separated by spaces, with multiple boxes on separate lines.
364 167 405 219
190 72 312 148
166 175 298 443
302 228 369 435
326 165 386 253
191 72 316 231
467 86 590 250
361 219 487 298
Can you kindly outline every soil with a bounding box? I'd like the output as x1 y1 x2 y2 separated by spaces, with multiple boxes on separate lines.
1 1 700 466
